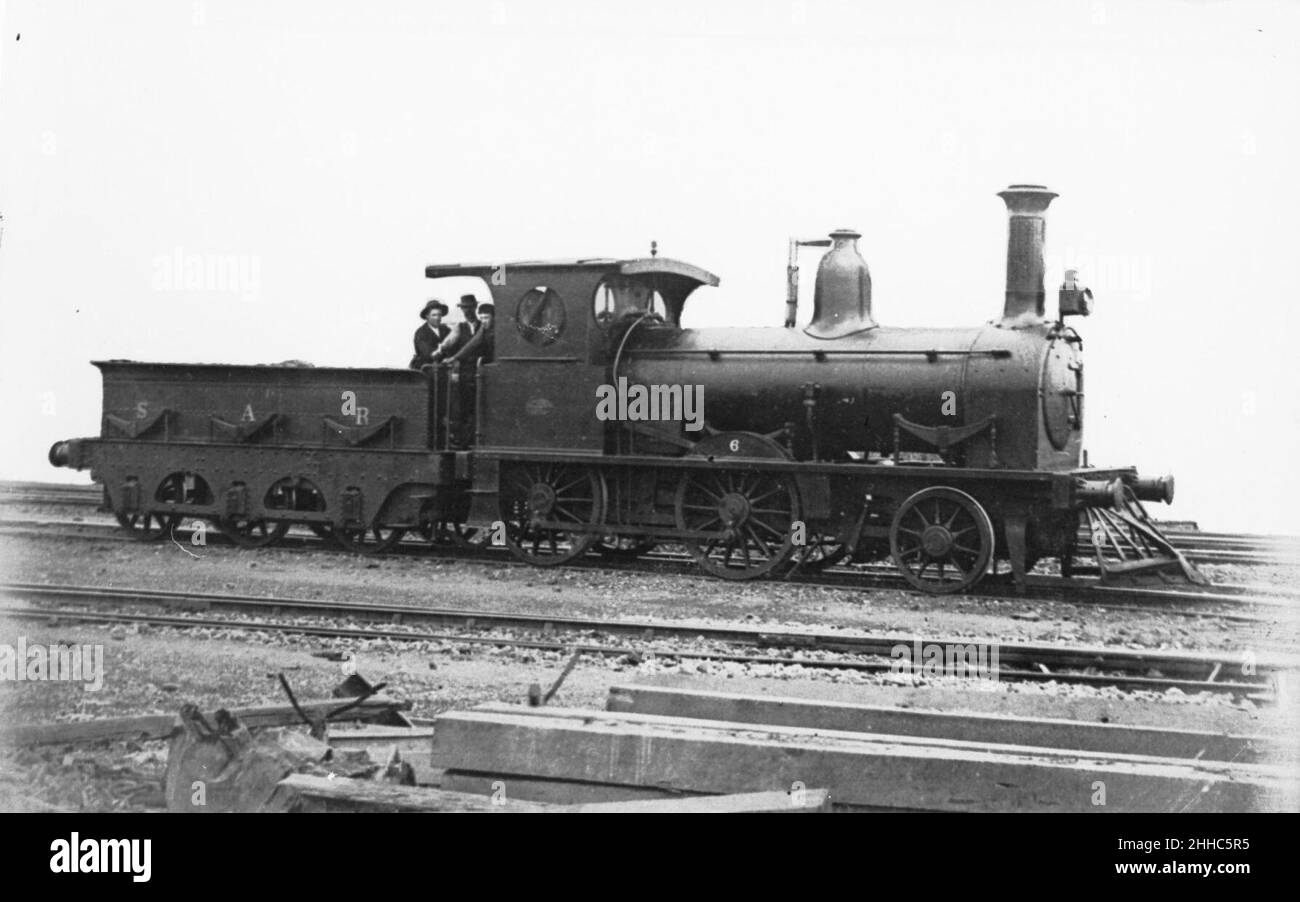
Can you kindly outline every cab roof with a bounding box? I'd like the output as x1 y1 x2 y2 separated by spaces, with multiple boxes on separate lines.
424 256 720 288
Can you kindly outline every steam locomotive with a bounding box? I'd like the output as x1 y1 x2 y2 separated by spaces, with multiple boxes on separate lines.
49 184 1202 594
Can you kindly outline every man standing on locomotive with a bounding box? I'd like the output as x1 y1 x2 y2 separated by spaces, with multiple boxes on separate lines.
428 294 483 366
447 303 494 367
410 299 450 372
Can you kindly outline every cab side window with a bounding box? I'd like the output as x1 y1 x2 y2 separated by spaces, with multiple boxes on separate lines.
593 278 663 326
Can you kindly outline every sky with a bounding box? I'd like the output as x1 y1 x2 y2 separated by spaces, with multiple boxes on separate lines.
1 0 1297 534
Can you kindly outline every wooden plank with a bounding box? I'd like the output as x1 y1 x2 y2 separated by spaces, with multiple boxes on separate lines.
326 726 434 744
461 702 1283 770
606 685 1286 763
440 772 696 806
432 706 1290 812
442 771 903 810
1 713 176 747
271 774 829 813
267 774 556 812
565 788 830 813
1 696 413 747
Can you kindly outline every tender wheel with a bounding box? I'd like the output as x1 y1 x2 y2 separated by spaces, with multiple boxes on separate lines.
890 487 994 595
332 524 407 555
499 463 604 566
115 511 178 542
220 517 290 549
675 468 799 580
263 477 329 543
115 475 190 541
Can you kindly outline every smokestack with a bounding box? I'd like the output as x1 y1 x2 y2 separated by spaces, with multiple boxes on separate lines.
804 229 875 339
997 184 1058 325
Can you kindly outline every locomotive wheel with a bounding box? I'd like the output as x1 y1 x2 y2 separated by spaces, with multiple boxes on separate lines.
499 463 604 566
889 487 994 595
115 475 187 541
675 469 799 580
220 517 290 549
332 524 407 555
595 536 657 559
114 511 179 542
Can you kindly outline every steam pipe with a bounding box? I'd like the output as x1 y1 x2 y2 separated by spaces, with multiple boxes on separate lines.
785 238 831 328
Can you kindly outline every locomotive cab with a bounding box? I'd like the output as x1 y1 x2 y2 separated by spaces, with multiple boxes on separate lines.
423 257 718 455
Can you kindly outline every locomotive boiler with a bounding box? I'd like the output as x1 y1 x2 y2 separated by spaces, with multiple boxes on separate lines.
49 184 1200 594
622 187 1089 472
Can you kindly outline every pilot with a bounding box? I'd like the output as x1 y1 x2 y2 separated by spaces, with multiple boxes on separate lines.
447 303 494 367
410 300 450 371
430 295 482 365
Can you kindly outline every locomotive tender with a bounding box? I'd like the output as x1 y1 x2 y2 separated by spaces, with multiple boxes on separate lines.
49 184 1201 593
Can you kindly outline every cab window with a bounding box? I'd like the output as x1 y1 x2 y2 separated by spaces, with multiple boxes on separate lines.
593 277 665 327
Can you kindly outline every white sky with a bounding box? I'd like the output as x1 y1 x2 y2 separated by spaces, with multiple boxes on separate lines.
1 0 1297 533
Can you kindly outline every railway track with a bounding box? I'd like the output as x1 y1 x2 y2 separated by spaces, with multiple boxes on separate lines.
0 513 1296 624
0 582 1289 697
0 482 103 506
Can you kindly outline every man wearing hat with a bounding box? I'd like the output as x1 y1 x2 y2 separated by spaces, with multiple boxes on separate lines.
447 303 494 367
429 294 483 365
409 299 450 371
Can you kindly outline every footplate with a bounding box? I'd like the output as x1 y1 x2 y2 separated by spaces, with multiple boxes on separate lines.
1079 488 1208 586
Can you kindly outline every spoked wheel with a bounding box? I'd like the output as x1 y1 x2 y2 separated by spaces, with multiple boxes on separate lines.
675 469 799 580
332 524 407 555
499 463 604 566
115 475 189 541
595 536 657 559
263 478 329 544
115 511 179 541
890 487 995 595
787 533 849 572
220 517 290 549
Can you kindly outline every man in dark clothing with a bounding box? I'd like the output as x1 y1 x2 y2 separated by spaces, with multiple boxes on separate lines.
409 300 450 371
429 295 482 365
447 303 494 367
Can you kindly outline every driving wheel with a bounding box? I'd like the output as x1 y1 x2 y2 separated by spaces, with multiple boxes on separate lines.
675 468 799 580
